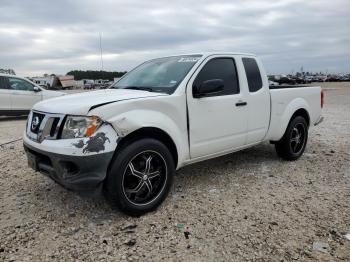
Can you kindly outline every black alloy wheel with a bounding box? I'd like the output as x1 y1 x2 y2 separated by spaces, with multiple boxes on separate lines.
105 138 174 216
275 116 308 161
122 150 167 206
289 123 307 155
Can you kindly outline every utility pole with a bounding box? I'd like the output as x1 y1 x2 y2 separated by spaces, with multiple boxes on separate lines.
99 32 104 71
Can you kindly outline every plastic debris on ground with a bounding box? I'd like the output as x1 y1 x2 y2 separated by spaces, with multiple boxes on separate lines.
208 188 217 194
121 223 137 233
184 228 191 239
176 223 185 229
125 239 136 247
312 241 330 253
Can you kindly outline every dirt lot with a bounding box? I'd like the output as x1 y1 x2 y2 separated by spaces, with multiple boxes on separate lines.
0 83 349 261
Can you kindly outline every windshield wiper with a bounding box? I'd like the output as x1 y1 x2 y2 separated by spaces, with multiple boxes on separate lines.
123 86 154 92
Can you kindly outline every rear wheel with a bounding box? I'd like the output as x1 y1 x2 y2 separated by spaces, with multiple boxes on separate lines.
275 116 308 161
105 138 174 216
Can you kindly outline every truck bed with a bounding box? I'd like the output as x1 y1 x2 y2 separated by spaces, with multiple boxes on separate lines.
266 85 322 141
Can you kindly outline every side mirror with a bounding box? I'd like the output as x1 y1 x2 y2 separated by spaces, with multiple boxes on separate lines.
193 79 224 98
33 86 41 92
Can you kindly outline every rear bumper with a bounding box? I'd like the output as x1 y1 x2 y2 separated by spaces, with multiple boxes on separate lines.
24 142 114 193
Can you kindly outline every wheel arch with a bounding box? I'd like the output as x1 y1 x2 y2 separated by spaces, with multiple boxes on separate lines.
268 97 311 142
290 108 310 127
109 127 179 171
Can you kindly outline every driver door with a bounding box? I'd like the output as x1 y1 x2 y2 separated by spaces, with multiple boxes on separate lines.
186 56 248 159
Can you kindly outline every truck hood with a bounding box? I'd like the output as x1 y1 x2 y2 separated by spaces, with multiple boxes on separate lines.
33 89 167 115
42 89 66 99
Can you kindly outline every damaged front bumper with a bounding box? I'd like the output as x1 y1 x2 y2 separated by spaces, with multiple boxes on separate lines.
23 124 119 193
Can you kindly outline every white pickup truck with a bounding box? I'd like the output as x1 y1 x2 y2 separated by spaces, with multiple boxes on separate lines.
0 73 65 116
23 52 323 215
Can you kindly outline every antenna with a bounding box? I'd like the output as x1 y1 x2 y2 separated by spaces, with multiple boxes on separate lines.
99 32 104 71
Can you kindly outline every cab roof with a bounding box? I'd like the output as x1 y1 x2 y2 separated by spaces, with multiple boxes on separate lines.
168 52 256 57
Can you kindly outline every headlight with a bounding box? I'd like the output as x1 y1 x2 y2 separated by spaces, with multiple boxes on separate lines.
61 115 103 139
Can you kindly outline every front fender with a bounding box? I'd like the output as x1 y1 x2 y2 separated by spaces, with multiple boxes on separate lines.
89 95 189 166
107 109 188 166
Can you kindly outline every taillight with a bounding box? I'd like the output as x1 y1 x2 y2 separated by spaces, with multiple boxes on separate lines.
321 90 324 108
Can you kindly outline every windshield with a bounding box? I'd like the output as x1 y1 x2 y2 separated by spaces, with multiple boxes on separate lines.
111 55 202 94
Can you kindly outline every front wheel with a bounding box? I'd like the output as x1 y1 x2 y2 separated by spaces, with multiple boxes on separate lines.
275 116 308 161
105 138 174 216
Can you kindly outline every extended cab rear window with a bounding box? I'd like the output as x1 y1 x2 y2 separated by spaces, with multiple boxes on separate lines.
242 58 263 92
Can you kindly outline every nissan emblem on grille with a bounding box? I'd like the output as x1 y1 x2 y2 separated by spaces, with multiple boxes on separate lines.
31 116 40 132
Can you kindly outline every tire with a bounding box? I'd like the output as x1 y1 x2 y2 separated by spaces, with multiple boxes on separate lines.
105 138 174 216
275 116 308 161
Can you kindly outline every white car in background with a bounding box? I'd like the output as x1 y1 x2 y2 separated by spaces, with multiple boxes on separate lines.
0 73 65 116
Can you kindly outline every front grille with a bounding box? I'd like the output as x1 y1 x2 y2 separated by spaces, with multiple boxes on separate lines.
26 111 65 143
50 118 60 137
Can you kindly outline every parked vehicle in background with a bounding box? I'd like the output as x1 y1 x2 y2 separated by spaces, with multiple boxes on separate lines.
82 79 95 89
268 80 279 86
339 75 350 81
31 76 55 89
269 75 296 85
291 76 307 84
98 83 111 89
316 75 327 82
304 76 314 83
82 79 113 90
83 83 95 89
23 52 323 216
0 73 65 116
326 75 341 82
30 75 74 90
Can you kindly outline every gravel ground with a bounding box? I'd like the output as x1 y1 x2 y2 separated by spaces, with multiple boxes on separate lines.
0 83 349 261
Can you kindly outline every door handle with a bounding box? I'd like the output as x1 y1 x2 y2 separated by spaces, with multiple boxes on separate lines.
235 101 247 107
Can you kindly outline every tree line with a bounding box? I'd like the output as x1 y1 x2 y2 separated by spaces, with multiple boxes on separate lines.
67 70 127 80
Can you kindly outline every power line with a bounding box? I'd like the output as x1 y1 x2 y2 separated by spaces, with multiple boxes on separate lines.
99 32 104 71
